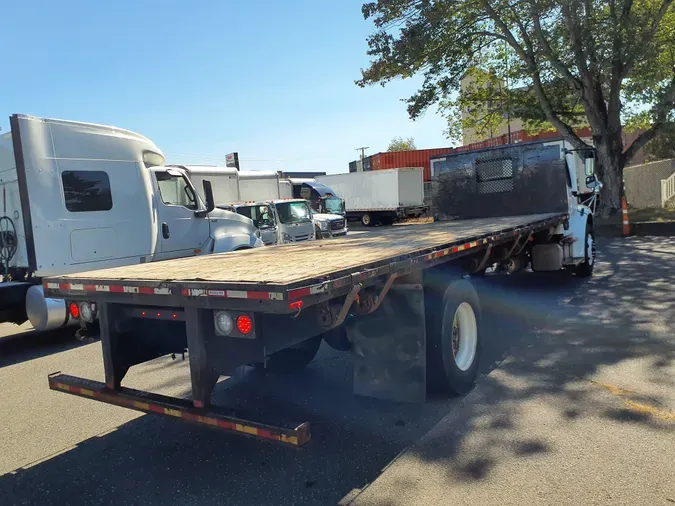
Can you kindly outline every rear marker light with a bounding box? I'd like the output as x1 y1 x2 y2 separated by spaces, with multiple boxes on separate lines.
156 312 161 317
172 313 178 319
69 302 80 319
141 311 147 317
214 311 234 336
289 300 303 311
236 315 253 335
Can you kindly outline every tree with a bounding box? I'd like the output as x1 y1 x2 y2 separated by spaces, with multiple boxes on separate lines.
387 136 417 151
357 0 675 214
645 122 675 161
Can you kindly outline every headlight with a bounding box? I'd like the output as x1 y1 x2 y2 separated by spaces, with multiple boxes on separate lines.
79 301 97 323
319 221 328 230
214 311 234 336
281 232 293 243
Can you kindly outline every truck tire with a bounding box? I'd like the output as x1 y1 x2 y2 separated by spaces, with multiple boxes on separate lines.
255 335 322 373
425 278 481 395
361 214 373 227
575 222 595 277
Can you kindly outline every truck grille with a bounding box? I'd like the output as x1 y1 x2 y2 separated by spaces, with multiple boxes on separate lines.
330 220 345 230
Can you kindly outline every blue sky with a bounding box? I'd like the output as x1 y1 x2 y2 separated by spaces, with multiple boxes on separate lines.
2 1 452 173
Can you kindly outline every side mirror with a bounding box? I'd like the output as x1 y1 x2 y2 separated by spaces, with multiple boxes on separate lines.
195 179 215 217
584 155 595 176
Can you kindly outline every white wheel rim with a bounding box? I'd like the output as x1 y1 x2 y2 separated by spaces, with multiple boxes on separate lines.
452 302 478 371
363 215 370 225
586 234 594 265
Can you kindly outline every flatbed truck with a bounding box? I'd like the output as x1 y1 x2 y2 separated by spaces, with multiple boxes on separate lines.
44 144 598 447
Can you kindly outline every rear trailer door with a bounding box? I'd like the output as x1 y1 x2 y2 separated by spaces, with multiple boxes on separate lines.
396 168 424 207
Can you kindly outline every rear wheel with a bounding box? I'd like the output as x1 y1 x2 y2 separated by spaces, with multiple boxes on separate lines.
361 214 373 227
425 278 481 395
575 222 595 277
254 335 322 373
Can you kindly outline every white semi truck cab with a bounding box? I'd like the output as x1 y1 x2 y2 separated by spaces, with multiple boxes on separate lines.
0 114 262 333
219 199 317 245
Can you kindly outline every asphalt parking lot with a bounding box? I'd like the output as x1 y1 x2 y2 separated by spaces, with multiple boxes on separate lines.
1 235 673 506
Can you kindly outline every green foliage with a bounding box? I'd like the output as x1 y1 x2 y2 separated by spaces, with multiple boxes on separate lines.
357 0 675 211
646 122 675 161
387 136 417 151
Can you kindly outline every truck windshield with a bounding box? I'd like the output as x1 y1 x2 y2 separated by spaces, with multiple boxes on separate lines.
275 201 311 224
235 204 276 229
324 196 344 214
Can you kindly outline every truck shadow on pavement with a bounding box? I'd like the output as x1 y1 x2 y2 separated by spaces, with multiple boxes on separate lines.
0 326 86 369
365 236 675 504
1 238 673 506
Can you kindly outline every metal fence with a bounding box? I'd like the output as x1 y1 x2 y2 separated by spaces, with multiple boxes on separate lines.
624 158 675 209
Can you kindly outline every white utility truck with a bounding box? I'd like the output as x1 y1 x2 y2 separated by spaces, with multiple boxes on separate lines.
219 199 317 245
45 139 598 446
317 168 427 226
0 114 262 334
184 167 347 241
285 178 348 237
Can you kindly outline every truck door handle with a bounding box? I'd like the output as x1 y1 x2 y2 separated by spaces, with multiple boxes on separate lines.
162 222 170 239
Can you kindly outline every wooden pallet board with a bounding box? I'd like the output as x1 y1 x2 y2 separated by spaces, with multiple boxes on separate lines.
54 214 563 287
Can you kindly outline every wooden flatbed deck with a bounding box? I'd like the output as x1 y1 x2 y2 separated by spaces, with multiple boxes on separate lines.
47 213 564 292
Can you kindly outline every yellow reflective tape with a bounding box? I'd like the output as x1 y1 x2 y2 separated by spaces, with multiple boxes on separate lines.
164 408 182 418
201 416 219 426
55 383 71 392
235 424 259 436
280 434 299 445
133 401 150 410
79 389 95 397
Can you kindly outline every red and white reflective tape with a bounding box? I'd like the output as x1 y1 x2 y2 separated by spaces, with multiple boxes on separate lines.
288 283 330 300
181 288 284 301
45 282 173 296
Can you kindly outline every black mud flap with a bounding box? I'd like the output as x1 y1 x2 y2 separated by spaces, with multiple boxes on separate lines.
348 271 426 403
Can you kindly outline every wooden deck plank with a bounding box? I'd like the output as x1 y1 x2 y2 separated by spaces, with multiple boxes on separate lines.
55 214 562 286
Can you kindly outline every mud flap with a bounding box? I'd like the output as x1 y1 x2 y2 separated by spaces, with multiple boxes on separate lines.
348 271 426 403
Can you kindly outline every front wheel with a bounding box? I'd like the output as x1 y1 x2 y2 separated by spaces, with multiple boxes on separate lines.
254 335 322 373
575 222 595 277
425 279 482 395
361 214 373 227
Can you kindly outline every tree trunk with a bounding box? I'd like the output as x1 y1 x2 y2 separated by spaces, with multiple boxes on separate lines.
595 137 625 217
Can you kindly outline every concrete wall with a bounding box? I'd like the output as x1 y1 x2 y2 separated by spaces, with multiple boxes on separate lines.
624 158 675 209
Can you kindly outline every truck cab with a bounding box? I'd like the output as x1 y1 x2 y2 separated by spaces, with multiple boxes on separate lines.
0 114 262 333
219 199 316 245
286 179 348 238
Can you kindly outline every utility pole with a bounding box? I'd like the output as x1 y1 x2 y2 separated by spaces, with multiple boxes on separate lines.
356 146 369 172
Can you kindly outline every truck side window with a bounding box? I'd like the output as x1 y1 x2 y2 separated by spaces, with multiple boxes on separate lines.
156 172 198 210
61 170 113 212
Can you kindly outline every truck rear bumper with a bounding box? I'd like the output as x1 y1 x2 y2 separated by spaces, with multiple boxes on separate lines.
48 372 311 447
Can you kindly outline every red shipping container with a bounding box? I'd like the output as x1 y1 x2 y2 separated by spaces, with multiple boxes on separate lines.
369 148 454 182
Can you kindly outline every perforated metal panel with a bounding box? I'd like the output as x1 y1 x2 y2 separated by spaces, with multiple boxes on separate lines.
476 157 514 194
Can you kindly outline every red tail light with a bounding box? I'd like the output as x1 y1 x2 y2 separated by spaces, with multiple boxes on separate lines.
236 315 253 335
69 302 80 319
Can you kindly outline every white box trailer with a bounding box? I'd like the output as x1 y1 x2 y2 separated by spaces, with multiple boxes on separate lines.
316 168 426 226
180 167 284 206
